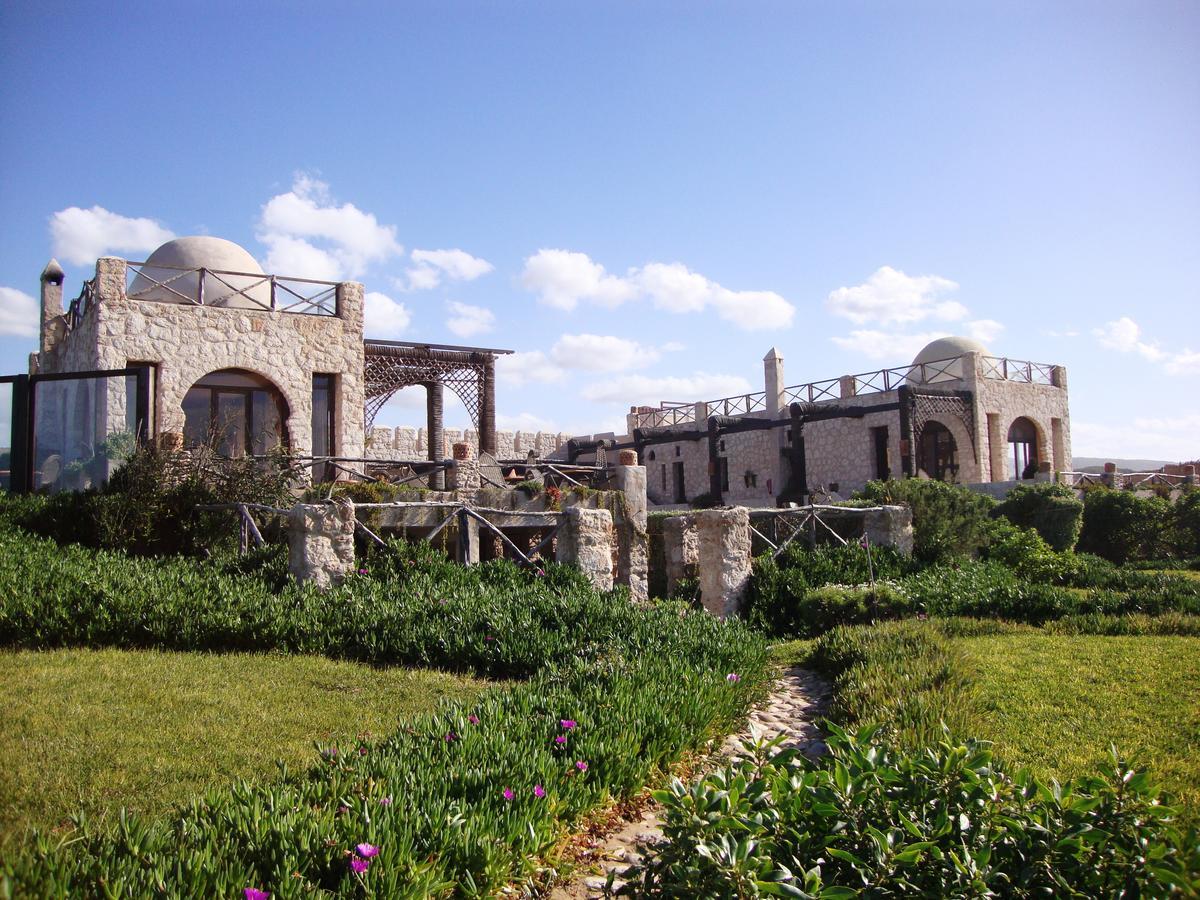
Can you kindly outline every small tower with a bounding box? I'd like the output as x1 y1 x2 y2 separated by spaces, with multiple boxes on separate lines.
763 347 785 415
39 258 65 353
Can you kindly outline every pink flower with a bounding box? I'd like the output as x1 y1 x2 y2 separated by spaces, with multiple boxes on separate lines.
533 784 546 798
502 787 514 800
536 568 545 577
554 735 568 744
576 760 588 771
444 732 458 742
358 747 368 756
379 795 392 806
349 857 371 874
244 890 270 900
358 568 369 575
560 720 577 730
726 673 741 683
355 843 380 859
468 714 479 725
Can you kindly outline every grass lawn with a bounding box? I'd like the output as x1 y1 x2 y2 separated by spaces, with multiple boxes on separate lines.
0 648 487 849
961 634 1200 824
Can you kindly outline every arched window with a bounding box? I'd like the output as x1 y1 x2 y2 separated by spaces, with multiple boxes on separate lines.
918 421 958 482
182 369 288 457
1007 417 1039 480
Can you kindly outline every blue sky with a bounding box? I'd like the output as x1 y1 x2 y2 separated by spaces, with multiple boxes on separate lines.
1 1 1197 460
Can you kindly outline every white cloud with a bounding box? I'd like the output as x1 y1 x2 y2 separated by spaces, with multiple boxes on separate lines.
1072 415 1200 462
966 319 1005 343
581 372 753 405
257 174 403 279
0 286 38 338
1093 317 1164 361
364 291 412 338
496 350 564 387
1165 350 1200 376
520 250 795 329
831 329 954 361
1044 329 1080 338
445 301 495 338
550 334 662 373
49 206 175 266
405 248 493 291
826 266 962 326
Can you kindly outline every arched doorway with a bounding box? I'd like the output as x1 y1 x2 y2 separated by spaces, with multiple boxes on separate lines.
1007 417 1039 480
918 420 958 482
181 369 289 457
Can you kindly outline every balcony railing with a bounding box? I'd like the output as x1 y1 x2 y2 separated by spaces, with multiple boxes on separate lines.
980 356 1055 385
124 260 339 315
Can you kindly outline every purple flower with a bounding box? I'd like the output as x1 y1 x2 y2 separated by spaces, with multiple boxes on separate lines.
358 747 368 756
554 735 568 744
533 784 546 798
535 568 545 577
358 568 369 575
726 673 741 683
576 760 588 772
379 795 392 806
485 635 496 642
468 714 479 725
356 843 380 859
244 890 270 900
502 787 514 800
560 719 577 730
444 732 458 743
348 857 371 874
337 804 349 816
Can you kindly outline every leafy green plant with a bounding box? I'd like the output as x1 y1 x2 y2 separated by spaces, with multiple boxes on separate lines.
993 481 1084 551
858 478 996 562
1079 487 1171 564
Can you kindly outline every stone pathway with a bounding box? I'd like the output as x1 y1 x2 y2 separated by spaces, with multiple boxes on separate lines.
548 667 831 898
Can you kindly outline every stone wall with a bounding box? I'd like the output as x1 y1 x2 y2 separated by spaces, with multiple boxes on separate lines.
288 502 357 588
556 507 615 591
365 425 568 461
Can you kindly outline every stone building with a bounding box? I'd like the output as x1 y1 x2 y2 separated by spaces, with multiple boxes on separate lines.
567 336 1071 507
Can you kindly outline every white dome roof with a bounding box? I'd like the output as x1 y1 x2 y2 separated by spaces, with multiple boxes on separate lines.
907 335 989 384
129 236 271 309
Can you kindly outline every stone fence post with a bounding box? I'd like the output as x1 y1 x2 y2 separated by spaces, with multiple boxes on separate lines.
862 505 913 556
448 441 480 494
556 507 614 592
662 514 697 597
288 502 356 589
695 506 751 618
614 449 649 602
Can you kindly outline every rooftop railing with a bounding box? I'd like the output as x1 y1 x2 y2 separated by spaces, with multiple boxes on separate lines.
124 260 339 315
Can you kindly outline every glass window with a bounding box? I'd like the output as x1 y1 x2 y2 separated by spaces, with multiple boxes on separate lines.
181 369 288 457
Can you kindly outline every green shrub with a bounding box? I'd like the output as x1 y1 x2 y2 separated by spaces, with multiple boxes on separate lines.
858 478 995 562
0 516 769 895
628 726 1199 898
982 518 1078 583
1174 488 1200 558
993 481 1084 551
1078 488 1171 564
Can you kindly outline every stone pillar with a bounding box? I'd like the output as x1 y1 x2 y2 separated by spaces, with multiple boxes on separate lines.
1102 461 1118 488
480 355 497 457
693 401 708 423
449 441 480 494
426 381 445 489
662 514 698 596
1051 365 1068 389
839 375 857 399
1183 465 1196 486
556 507 614 592
615 450 649 602
1035 460 1053 482
862 505 913 556
694 506 752 618
288 502 356 589
39 259 65 353
763 347 785 416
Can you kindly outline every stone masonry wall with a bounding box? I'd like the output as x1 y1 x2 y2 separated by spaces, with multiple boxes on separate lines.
365 425 568 461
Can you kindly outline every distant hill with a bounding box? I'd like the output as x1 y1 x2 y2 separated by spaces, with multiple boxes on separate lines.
1072 456 1172 474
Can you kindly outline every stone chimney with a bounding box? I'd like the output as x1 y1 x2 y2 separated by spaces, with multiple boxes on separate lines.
763 347 785 415
39 258 65 353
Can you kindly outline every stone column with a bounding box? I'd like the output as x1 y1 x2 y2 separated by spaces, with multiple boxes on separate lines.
839 375 858 399
662 514 698 596
426 381 445 489
862 505 913 556
480 355 497 457
288 502 356 589
695 506 752 618
449 441 480 494
763 347 785 416
614 449 648 602
39 259 65 353
556 507 614 592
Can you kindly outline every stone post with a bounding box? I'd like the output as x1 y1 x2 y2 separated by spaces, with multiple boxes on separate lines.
426 381 445 489
839 375 857 399
449 441 480 494
288 502 356 589
1051 365 1068 389
556 507 614 592
1184 466 1196 486
39 259 65 353
862 505 913 556
763 347 785 416
662 514 698 596
1102 461 1117 488
1035 460 1053 483
695 506 752 618
693 401 708 423
614 449 648 602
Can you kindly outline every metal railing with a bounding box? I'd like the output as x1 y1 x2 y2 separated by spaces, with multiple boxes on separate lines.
124 260 339 315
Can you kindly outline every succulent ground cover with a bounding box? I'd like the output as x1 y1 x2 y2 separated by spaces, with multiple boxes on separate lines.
0 505 768 896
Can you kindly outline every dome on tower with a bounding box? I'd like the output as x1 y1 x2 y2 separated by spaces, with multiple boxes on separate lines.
128 236 271 309
907 335 990 384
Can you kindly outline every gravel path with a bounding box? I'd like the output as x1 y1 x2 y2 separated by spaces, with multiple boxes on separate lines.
548 666 831 898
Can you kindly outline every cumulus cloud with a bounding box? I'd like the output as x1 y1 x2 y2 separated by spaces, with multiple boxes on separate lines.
0 286 38 337
445 301 495 338
520 250 794 329
1072 415 1200 462
549 334 663 373
496 350 564 387
1165 349 1200 376
1093 317 1164 361
966 319 1005 343
831 330 954 361
581 372 753 405
405 248 493 291
257 174 403 279
826 266 963 326
364 291 412 338
49 206 175 266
